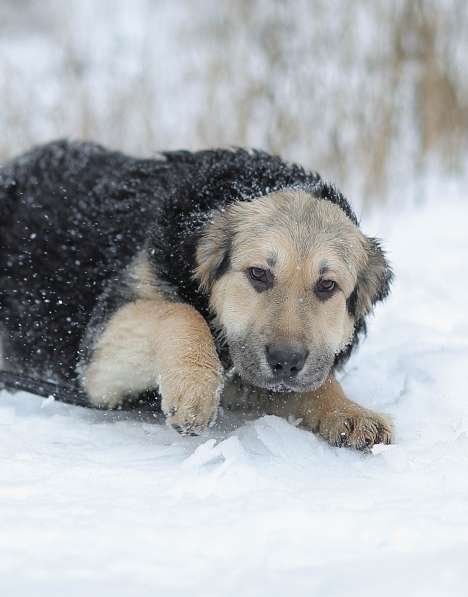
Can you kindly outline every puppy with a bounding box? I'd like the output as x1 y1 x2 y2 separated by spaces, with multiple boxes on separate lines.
0 140 393 448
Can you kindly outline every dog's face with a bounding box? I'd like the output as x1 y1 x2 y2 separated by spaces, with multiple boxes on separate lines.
196 190 391 392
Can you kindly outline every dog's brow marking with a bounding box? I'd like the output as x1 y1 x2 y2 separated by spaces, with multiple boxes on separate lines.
319 261 330 276
267 253 277 267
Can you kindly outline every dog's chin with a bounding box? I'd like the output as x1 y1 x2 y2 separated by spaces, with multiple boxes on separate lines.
262 374 329 394
234 366 330 394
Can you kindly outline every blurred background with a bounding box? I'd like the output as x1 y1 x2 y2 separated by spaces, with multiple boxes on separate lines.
1 0 467 208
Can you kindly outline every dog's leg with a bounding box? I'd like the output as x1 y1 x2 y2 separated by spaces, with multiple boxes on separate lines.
81 299 223 434
268 376 392 449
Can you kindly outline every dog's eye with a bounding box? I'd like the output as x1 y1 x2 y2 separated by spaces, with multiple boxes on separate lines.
247 267 273 291
249 267 267 282
315 279 336 297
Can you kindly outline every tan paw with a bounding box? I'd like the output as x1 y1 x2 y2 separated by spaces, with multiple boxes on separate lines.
160 368 223 435
317 406 392 450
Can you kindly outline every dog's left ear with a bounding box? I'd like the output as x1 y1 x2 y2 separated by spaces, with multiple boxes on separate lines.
194 211 232 292
350 237 393 318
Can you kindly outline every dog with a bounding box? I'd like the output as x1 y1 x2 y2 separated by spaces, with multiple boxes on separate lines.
0 140 393 448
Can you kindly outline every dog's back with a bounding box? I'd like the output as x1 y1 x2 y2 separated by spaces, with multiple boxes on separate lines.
0 140 170 381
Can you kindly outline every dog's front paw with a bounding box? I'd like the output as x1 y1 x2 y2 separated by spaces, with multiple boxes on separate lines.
160 368 223 435
317 406 392 450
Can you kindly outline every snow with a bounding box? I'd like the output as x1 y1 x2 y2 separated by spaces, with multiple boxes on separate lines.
1 190 468 596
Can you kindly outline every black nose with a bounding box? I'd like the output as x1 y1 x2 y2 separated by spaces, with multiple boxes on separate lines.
266 344 308 377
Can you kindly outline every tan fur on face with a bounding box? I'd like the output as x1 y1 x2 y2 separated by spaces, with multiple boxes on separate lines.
195 190 383 391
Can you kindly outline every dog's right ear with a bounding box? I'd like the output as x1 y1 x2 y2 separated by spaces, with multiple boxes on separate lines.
194 211 232 292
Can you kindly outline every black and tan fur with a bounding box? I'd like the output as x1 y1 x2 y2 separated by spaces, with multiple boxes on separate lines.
0 140 393 447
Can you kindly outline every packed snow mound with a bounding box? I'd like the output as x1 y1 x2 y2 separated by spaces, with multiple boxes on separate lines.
1 192 468 596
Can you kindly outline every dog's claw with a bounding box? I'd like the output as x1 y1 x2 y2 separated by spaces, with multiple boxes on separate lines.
319 409 393 450
171 424 200 437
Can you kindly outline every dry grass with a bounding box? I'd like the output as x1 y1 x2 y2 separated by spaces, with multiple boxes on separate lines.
1 0 467 205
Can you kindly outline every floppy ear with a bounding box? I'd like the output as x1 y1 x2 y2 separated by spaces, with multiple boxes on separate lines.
349 237 393 318
194 211 232 292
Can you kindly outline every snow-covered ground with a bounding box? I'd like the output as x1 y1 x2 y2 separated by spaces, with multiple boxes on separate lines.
1 187 468 596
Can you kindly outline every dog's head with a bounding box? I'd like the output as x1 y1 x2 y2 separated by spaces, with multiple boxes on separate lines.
195 189 391 392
